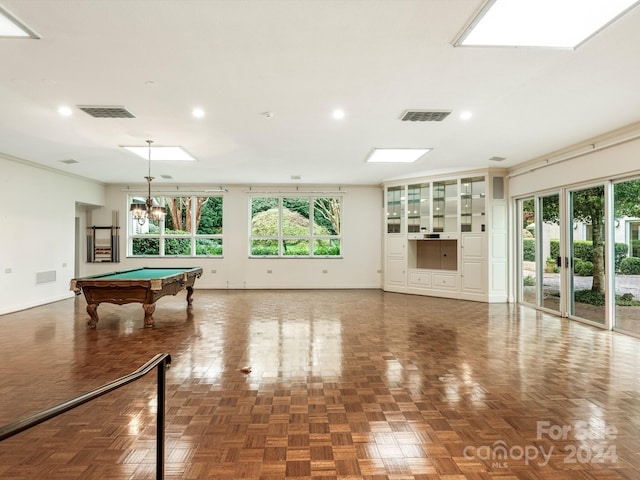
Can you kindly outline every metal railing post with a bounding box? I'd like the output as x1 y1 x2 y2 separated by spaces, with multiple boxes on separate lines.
156 357 167 480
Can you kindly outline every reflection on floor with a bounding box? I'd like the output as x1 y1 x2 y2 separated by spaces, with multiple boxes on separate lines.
522 271 640 330
1 289 639 479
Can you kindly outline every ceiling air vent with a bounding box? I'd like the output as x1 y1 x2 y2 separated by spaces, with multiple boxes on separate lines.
77 105 136 118
488 156 506 162
400 110 451 122
59 159 79 164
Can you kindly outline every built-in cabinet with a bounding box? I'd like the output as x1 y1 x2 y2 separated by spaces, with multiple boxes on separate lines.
383 169 507 303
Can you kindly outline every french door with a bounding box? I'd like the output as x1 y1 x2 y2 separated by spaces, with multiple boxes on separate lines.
518 185 608 326
517 193 562 315
568 184 607 325
519 177 640 334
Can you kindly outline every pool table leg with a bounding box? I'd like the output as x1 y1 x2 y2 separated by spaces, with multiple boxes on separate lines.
86 304 99 328
186 286 195 305
143 303 156 328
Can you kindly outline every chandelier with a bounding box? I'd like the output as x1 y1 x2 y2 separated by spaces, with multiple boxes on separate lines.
130 140 167 225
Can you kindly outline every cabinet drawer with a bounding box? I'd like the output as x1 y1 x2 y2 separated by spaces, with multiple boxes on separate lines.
432 273 457 290
408 271 432 287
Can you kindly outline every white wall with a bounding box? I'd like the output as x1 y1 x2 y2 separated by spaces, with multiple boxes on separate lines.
509 137 640 198
0 157 105 315
81 185 384 290
1 159 383 316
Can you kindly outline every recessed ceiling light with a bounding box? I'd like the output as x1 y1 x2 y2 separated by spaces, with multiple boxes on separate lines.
192 107 205 118
456 0 640 48
0 6 39 38
332 109 346 120
123 145 196 161
57 106 72 117
365 148 432 163
460 111 473 120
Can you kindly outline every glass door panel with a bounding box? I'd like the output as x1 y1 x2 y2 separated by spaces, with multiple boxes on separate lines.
569 185 606 324
461 176 485 233
407 183 430 233
519 198 537 305
433 180 457 232
386 186 404 233
540 194 561 312
613 178 640 334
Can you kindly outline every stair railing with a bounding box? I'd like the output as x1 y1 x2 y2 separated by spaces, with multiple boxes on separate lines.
0 353 171 480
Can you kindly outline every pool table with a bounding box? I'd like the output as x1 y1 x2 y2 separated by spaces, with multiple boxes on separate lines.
70 267 203 328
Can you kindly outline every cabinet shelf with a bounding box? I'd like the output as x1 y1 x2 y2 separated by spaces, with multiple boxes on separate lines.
87 226 120 263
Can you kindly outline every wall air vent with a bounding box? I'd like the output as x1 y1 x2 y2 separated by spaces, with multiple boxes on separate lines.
400 110 451 122
489 156 506 162
59 159 79 164
77 105 136 118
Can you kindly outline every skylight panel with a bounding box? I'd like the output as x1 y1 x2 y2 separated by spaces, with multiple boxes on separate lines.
0 6 39 39
456 0 640 49
366 148 432 163
123 146 196 161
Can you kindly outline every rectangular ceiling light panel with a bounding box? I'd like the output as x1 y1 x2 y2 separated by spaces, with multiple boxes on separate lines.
456 0 640 48
123 145 196 162
0 6 39 38
366 148 432 163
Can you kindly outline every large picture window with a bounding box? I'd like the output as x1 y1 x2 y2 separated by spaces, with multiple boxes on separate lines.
129 195 223 257
250 196 341 257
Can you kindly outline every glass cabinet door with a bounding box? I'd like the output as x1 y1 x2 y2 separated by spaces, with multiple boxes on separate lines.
386 186 405 233
407 183 430 233
433 180 457 232
460 176 486 232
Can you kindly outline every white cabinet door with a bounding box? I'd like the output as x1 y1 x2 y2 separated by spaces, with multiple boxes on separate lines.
386 256 406 287
461 233 486 294
385 234 406 288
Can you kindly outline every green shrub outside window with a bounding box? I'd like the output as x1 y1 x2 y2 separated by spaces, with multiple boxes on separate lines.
250 196 342 257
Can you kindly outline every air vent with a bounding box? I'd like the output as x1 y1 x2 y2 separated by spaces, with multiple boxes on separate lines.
77 105 135 118
59 159 79 164
160 175 173 180
489 156 506 162
400 110 451 122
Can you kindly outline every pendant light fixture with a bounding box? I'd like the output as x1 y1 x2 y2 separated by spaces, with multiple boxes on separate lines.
130 140 167 225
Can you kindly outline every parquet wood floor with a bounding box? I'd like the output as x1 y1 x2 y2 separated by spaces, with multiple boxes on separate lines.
1 289 639 479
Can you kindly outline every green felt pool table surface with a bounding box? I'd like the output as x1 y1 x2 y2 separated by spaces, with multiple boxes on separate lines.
78 267 200 281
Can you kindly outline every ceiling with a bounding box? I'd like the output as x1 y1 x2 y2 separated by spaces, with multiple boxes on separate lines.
1 0 640 187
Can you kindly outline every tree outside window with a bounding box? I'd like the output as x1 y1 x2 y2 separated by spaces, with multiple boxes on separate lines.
129 195 223 256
